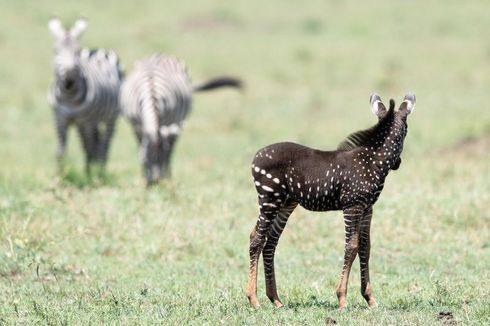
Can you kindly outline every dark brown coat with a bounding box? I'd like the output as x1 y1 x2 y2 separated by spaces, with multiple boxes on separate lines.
246 92 416 309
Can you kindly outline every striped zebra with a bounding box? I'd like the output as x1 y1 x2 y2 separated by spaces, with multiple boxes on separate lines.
48 17 123 174
120 54 242 185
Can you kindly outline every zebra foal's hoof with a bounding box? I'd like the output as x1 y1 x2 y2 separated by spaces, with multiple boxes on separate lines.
247 296 261 309
367 298 378 309
272 300 284 308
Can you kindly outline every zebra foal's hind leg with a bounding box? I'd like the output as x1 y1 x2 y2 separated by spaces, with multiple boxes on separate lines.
263 199 297 308
246 196 280 308
246 220 266 308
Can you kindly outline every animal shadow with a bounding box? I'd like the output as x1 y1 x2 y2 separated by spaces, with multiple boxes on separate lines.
285 295 338 309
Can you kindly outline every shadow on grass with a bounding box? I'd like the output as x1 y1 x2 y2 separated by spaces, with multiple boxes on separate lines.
58 165 119 189
285 295 338 310
57 164 181 195
286 295 424 312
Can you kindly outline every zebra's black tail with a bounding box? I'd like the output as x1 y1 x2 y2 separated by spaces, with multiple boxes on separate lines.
193 77 243 92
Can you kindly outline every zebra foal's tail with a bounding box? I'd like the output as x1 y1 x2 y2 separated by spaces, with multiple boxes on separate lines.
193 76 243 92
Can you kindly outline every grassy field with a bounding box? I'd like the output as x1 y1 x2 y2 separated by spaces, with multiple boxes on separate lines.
1 0 489 324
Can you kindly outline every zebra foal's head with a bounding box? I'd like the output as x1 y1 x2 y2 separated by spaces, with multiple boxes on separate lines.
48 17 87 91
370 92 415 118
371 91 415 141
370 91 416 169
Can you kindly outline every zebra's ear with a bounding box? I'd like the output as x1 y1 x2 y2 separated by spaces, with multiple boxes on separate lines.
399 91 416 114
370 93 387 118
48 17 65 39
70 18 87 39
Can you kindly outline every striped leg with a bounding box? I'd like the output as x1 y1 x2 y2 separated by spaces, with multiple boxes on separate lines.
263 200 297 307
54 115 68 173
77 124 98 175
141 136 158 186
131 124 149 181
97 118 116 167
359 206 377 308
161 134 178 178
336 205 363 309
246 197 279 308
246 218 270 308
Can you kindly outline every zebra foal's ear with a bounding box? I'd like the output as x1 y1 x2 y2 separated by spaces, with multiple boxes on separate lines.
48 17 65 39
399 91 416 114
369 93 387 118
70 17 88 39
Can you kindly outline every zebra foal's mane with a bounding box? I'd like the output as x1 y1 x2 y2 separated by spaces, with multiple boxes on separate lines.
337 99 395 151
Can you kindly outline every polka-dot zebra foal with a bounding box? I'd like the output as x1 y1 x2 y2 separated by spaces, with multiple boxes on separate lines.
246 92 416 310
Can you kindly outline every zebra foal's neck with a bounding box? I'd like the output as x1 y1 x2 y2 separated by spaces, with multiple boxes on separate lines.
337 95 413 176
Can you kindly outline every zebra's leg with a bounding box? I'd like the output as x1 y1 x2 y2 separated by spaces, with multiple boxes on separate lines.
246 199 278 308
336 205 362 310
54 115 69 173
130 124 146 178
77 124 98 175
141 136 155 186
133 125 143 145
359 206 377 308
161 133 178 179
97 118 117 168
263 199 297 308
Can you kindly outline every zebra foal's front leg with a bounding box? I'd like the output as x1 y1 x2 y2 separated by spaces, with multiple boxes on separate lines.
359 206 377 308
336 205 363 309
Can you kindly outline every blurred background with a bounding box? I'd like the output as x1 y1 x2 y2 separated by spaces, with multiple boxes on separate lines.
0 1 488 324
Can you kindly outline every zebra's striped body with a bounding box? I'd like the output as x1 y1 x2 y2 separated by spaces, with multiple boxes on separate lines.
246 92 416 309
120 54 242 185
48 18 123 173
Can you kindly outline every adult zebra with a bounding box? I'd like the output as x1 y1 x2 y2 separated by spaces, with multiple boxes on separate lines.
120 54 242 186
48 17 123 174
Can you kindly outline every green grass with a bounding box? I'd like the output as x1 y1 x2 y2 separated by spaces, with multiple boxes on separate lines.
1 0 489 324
